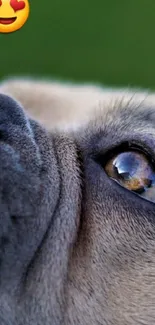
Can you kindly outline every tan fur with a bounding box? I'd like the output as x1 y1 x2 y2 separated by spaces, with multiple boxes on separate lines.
1 78 155 131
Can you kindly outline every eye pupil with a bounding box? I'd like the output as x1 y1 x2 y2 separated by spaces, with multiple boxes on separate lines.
113 152 139 181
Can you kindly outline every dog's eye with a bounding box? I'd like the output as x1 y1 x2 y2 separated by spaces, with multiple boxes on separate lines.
105 150 155 202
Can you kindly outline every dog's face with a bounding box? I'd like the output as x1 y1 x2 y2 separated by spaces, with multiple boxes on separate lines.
0 82 155 325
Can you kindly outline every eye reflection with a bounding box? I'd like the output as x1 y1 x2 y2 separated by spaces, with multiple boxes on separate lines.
105 151 155 203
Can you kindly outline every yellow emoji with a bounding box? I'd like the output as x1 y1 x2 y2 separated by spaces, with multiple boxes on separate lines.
0 0 30 33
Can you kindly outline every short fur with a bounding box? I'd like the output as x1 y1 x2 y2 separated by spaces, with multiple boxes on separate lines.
0 77 155 324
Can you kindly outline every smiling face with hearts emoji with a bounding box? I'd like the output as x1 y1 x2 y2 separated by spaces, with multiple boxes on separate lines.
0 0 29 33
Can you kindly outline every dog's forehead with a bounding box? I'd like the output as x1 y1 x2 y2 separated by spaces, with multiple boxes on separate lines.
72 91 155 150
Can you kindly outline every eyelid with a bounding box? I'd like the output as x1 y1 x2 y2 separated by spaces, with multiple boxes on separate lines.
94 140 155 168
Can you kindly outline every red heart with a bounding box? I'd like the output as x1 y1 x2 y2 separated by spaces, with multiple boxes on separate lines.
0 0 2 6
10 0 26 12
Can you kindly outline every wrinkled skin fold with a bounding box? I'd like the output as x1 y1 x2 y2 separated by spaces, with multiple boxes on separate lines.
0 80 155 324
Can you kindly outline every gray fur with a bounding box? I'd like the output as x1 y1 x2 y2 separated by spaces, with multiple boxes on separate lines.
0 80 155 325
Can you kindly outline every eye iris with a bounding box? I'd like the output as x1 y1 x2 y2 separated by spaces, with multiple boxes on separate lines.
105 151 155 198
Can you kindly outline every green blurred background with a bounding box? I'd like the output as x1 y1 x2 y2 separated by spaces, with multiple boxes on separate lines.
0 0 155 89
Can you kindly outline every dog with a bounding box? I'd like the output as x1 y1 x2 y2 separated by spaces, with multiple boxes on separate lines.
0 78 155 325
